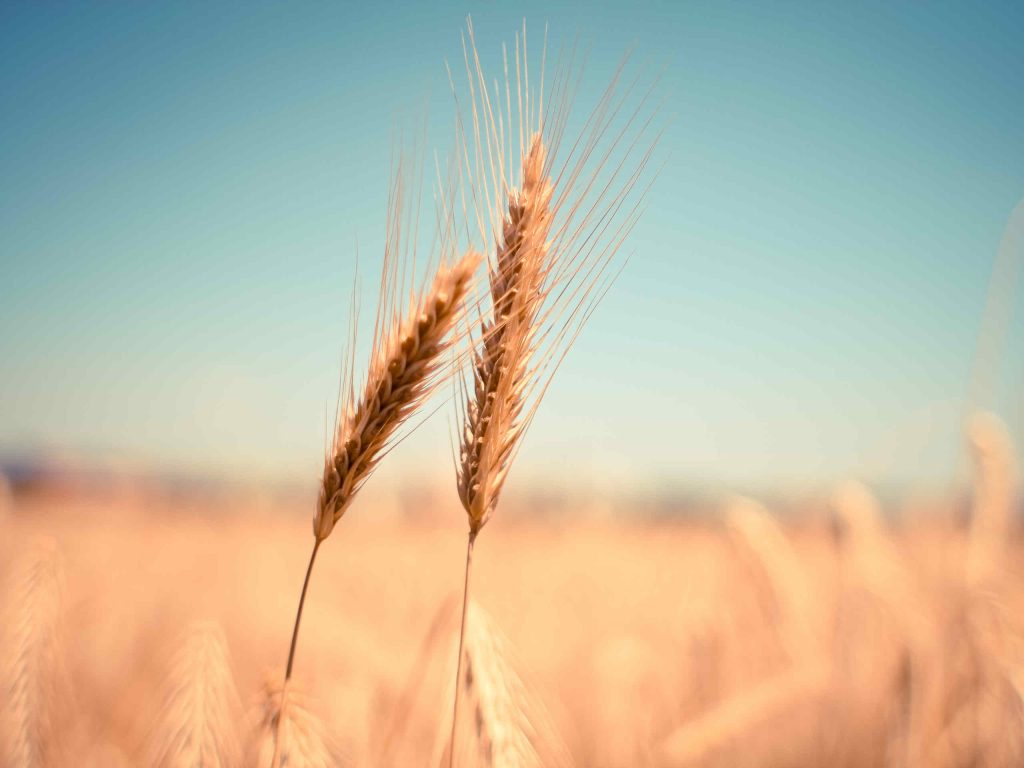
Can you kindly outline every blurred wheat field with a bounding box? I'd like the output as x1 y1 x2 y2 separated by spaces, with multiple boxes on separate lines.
2 480 1022 767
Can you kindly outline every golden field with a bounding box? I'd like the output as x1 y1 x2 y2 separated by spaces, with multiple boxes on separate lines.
1 472 1021 768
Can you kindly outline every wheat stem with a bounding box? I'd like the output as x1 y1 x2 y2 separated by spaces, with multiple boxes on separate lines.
285 538 322 683
273 538 321 768
448 529 477 768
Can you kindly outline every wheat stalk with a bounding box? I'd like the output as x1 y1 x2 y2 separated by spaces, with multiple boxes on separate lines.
144 621 242 768
0 539 66 768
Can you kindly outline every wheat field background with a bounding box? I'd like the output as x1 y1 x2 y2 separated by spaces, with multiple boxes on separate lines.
2 468 1022 767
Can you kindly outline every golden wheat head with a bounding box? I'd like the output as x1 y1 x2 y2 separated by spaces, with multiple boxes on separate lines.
314 247 480 541
452 19 659 535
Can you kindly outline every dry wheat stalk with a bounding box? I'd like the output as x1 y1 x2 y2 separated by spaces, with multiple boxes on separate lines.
0 539 66 768
246 679 333 768
145 621 242 768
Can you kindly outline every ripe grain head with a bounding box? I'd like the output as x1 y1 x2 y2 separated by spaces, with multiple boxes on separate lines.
314 247 481 541
451 18 660 534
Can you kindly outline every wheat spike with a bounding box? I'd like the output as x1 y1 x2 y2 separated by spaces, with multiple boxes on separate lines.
315 248 481 541
450 17 659 537
145 621 242 768
0 539 66 768
246 679 333 768
457 133 552 533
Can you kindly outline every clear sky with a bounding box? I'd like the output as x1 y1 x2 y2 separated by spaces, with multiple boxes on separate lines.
2 1 1023 495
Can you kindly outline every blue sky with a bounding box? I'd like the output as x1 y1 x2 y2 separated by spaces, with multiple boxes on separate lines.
2 2 1023 494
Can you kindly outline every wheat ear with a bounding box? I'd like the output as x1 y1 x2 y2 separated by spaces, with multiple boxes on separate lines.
247 679 332 768
145 621 242 768
0 539 65 768
456 133 552 535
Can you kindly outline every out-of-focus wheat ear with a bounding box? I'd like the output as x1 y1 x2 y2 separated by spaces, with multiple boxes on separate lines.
246 678 334 768
144 621 242 768
444 601 571 768
965 411 1017 586
0 538 67 768
830 481 940 768
724 496 818 662
831 481 937 648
